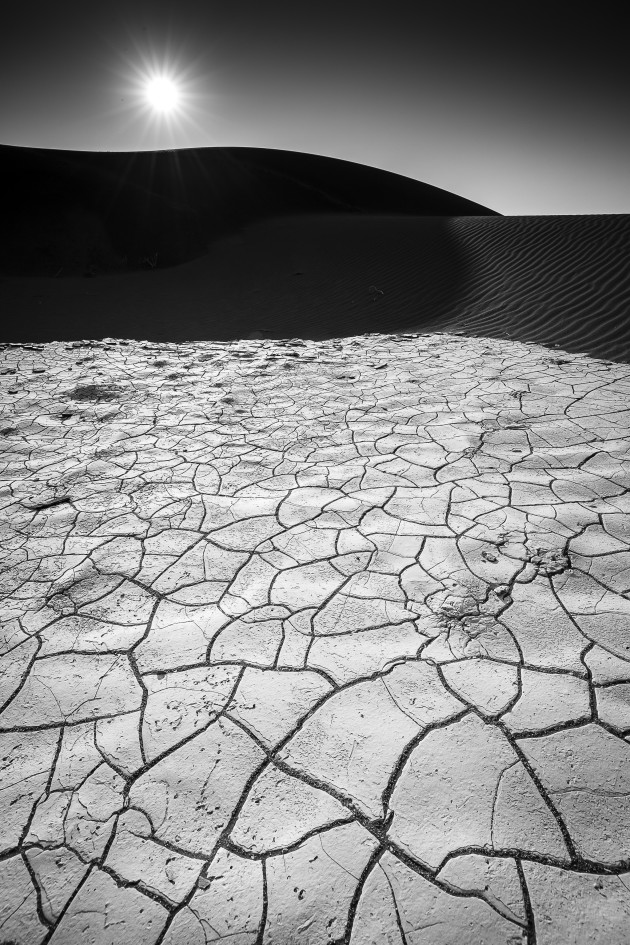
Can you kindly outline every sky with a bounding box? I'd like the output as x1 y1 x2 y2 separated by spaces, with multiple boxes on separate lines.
1 1 628 215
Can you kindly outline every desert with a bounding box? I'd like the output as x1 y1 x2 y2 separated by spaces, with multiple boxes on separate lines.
1 144 630 944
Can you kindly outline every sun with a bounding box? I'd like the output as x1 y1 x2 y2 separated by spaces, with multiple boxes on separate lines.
109 41 220 147
144 75 181 113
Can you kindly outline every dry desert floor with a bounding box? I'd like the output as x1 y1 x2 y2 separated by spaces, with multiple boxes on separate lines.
2 331 630 944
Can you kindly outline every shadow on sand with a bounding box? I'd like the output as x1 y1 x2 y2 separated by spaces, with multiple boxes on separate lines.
0 144 489 342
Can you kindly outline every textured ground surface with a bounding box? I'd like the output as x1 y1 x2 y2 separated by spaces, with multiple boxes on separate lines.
2 331 630 944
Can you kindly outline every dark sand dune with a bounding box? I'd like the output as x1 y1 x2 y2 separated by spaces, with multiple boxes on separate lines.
0 213 472 343
1 145 629 362
0 143 494 275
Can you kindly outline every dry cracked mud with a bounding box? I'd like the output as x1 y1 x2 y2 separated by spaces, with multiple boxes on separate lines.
2 331 630 944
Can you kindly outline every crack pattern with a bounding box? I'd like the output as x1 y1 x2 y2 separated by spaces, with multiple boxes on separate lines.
2 330 630 944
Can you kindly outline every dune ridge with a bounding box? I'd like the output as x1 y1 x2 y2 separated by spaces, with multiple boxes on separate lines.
0 143 496 276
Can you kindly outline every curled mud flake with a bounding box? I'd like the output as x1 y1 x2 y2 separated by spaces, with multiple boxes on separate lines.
66 383 126 401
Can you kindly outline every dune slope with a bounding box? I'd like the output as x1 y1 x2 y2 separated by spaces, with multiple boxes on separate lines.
1 146 628 362
441 214 630 362
0 143 496 275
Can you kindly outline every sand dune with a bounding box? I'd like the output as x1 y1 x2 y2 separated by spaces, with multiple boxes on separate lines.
0 143 495 276
441 214 630 362
1 145 629 362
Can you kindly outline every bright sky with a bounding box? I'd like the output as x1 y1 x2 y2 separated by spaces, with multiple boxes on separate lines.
1 1 628 215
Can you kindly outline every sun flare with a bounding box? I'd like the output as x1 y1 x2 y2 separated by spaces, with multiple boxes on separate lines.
111 42 218 146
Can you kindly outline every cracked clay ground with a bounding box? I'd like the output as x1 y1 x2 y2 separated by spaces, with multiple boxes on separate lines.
2 330 630 945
